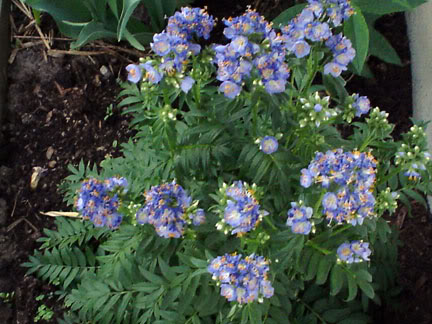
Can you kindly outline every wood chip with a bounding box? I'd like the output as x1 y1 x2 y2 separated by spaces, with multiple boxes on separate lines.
40 211 80 218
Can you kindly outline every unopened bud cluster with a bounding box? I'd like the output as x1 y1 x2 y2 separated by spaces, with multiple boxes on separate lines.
395 125 431 180
298 92 337 128
365 107 393 134
375 187 399 216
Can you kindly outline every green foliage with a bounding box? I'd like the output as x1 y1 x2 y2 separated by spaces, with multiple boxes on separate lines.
21 0 193 49
24 3 432 324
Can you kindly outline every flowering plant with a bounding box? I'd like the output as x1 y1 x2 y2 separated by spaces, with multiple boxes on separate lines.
24 2 432 323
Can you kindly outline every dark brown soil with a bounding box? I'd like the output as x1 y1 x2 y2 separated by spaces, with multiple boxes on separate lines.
0 2 431 324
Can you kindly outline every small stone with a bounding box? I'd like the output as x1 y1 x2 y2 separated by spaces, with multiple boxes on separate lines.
48 161 57 168
46 146 55 160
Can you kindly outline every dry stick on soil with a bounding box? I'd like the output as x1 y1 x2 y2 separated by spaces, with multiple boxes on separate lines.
11 0 51 50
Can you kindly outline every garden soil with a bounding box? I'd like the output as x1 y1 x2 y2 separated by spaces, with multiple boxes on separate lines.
0 1 432 323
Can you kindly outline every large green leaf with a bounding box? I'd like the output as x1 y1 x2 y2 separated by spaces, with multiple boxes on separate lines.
272 4 307 27
70 21 117 49
23 0 92 22
142 0 167 32
117 0 141 41
368 27 402 66
344 9 369 74
352 0 427 14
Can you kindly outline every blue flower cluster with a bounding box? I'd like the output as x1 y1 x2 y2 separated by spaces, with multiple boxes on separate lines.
324 33 356 77
321 0 354 26
126 7 215 88
213 9 290 97
218 181 269 236
301 149 377 225
135 181 205 238
279 0 355 77
337 241 371 263
286 202 313 235
207 253 274 304
152 7 214 65
75 177 128 229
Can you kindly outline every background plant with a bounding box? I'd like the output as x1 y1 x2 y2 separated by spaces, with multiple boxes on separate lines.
23 2 432 323
20 0 194 50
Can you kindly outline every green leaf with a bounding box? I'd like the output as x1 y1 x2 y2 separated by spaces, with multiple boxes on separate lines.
316 256 334 285
322 308 352 323
23 0 92 22
330 264 344 296
352 0 427 14
344 9 369 74
346 274 358 302
402 188 427 207
122 29 146 50
70 21 117 49
117 0 141 41
368 27 402 66
357 279 375 299
142 0 166 31
323 75 348 101
272 4 307 27
355 269 372 283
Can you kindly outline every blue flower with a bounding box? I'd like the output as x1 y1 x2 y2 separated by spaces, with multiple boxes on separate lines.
151 33 171 56
337 242 354 263
140 62 162 84
208 253 274 304
190 208 206 226
264 79 286 94
300 168 314 188
286 202 313 235
324 61 347 77
337 241 371 263
180 76 195 93
126 64 142 83
260 136 279 154
292 40 311 58
353 94 371 117
219 81 241 99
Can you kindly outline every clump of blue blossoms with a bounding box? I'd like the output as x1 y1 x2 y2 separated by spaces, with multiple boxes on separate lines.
301 149 377 225
126 7 215 89
213 8 290 96
286 202 313 235
207 253 274 304
337 241 371 263
135 181 205 238
216 181 269 236
75 177 128 229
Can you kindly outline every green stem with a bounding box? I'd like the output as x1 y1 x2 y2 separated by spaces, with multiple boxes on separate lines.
252 96 260 138
313 190 326 218
329 224 351 238
359 129 376 152
377 165 403 187
263 214 277 231
306 240 332 255
299 297 328 323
